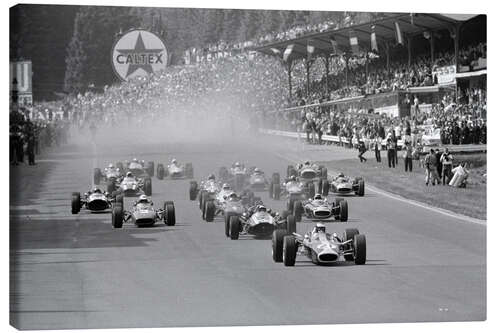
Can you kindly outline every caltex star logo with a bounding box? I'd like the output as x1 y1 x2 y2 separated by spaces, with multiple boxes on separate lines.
112 30 168 81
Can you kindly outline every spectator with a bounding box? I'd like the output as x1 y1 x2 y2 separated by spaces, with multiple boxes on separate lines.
403 142 413 172
358 141 367 163
387 134 396 168
424 149 440 186
440 148 454 185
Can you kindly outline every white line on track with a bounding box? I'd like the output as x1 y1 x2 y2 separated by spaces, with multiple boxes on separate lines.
274 151 486 226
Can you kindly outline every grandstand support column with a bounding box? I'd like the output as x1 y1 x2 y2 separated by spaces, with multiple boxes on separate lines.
454 23 462 69
287 61 292 100
407 36 412 66
430 32 435 63
306 61 310 99
385 42 390 70
324 56 330 97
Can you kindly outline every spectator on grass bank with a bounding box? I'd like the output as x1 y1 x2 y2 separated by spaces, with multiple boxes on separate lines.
440 148 454 185
435 149 443 183
403 142 413 172
424 149 440 186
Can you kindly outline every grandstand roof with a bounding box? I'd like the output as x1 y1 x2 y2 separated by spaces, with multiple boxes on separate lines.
255 13 480 61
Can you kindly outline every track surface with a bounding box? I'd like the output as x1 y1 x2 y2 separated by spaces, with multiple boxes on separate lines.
10 136 486 330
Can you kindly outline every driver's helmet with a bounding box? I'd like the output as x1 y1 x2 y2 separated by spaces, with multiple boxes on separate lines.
304 161 311 166
137 194 149 204
208 174 216 181
228 192 239 200
132 158 138 163
289 175 297 182
92 187 102 194
337 173 345 178
314 193 323 200
257 205 267 212
234 162 241 168
313 223 326 233
171 158 177 165
254 168 261 174
126 171 133 178
108 163 114 168
222 183 231 190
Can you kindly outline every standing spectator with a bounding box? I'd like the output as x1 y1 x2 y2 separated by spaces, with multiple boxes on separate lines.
387 134 396 168
374 137 381 162
403 142 413 172
358 141 367 163
435 148 443 183
440 148 454 185
424 149 440 186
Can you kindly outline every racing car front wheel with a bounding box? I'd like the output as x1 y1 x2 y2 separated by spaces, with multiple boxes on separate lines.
144 178 152 196
157 164 165 180
164 201 176 226
272 229 287 262
353 234 366 265
356 180 365 196
204 200 216 222
112 205 124 228
283 236 297 266
71 192 81 214
189 181 198 201
339 200 348 222
343 228 359 261
286 214 296 234
293 201 303 222
229 216 240 240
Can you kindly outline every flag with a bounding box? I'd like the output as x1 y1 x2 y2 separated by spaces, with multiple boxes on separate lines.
283 44 294 62
349 30 359 55
330 36 339 55
394 21 403 44
307 40 315 62
371 25 378 52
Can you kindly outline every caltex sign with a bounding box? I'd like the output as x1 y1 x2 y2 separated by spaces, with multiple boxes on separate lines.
111 29 168 81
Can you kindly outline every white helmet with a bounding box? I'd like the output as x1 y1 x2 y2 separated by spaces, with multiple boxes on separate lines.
234 162 241 167
171 158 177 164
126 171 133 177
138 195 149 204
132 158 138 163
257 205 266 212
108 163 114 168
222 183 231 190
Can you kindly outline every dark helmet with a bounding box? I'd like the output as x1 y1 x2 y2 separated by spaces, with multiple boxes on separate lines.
314 223 326 233
314 193 322 200
304 161 311 166
222 183 231 190
338 173 345 178
257 205 267 212
126 171 133 177
208 174 216 181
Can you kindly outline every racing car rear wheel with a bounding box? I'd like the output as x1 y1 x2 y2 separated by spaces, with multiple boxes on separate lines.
272 183 280 200
229 215 240 240
204 200 216 222
339 200 348 222
198 190 205 209
112 205 124 228
272 229 287 262
319 166 328 180
293 201 303 222
164 201 176 226
94 168 101 185
71 192 81 214
356 180 365 197
146 161 154 177
144 178 152 196
343 228 359 261
353 234 366 265
286 214 296 234
225 212 238 237
307 182 315 199
189 181 198 201
157 164 165 180
283 236 297 266
321 180 330 197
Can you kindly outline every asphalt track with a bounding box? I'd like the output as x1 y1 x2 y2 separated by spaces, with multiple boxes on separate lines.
10 134 486 330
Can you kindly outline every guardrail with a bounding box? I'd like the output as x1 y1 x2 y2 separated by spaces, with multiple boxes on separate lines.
259 128 487 154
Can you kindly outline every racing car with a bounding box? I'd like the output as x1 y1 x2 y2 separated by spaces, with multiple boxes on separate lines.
111 195 175 228
219 162 249 191
269 175 316 210
227 204 296 240
118 158 155 178
188 175 221 209
245 167 270 191
115 171 152 196
203 188 260 223
71 187 123 214
93 163 122 185
286 161 328 182
322 173 365 196
272 223 366 266
290 194 348 222
156 159 194 180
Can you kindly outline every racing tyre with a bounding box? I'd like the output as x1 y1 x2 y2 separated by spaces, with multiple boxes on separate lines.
112 205 124 228
353 234 367 265
286 214 296 234
146 161 154 177
185 163 194 179
343 228 359 261
71 192 81 214
356 180 365 197
339 200 348 222
319 166 328 180
198 190 205 210
201 192 210 212
225 212 238 237
144 178 152 196
307 182 315 199
189 181 198 201
157 164 164 180
321 180 330 197
272 183 280 200
94 168 101 185
293 201 303 222
204 200 216 222
229 215 240 240
164 201 176 226
283 235 297 266
272 229 287 262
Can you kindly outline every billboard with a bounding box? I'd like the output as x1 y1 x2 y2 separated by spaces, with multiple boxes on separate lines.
10 60 33 105
111 29 168 81
432 65 456 86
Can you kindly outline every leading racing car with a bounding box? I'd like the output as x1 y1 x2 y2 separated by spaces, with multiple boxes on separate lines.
272 223 366 266
111 195 175 228
322 173 365 197
156 159 194 180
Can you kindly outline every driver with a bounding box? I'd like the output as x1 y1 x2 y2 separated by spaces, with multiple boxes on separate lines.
304 161 311 166
132 158 138 163
207 174 216 181
222 183 231 191
107 163 114 170
91 187 102 194
336 173 345 180
136 194 152 206
171 158 178 166
125 171 135 179
253 167 263 175
227 192 240 201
